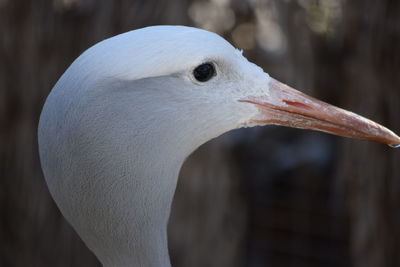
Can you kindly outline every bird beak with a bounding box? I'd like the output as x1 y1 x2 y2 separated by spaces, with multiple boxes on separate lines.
240 78 400 146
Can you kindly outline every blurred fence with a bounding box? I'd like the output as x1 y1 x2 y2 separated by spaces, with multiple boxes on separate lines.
1 0 399 267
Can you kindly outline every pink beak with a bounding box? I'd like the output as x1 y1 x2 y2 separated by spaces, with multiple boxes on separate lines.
241 78 400 147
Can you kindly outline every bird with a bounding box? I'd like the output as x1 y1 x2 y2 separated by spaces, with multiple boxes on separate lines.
38 25 400 267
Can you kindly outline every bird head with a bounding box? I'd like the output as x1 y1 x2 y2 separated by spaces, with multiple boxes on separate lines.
38 25 400 267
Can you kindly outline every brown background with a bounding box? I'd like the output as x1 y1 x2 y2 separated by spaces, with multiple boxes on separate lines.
1 0 399 266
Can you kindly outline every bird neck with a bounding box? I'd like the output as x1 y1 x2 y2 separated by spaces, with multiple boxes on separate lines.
79 131 186 267
70 135 183 267
99 162 181 267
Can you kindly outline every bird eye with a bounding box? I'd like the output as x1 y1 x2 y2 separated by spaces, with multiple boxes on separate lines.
193 63 215 82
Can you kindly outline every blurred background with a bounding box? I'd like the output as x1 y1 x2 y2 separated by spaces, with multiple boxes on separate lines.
1 0 400 266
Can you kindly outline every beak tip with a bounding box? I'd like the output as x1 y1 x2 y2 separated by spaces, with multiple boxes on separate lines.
380 128 400 147
388 134 400 148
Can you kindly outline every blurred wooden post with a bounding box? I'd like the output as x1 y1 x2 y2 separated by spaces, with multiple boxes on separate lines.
339 1 400 267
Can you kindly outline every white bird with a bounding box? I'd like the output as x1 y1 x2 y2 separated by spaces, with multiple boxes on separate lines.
38 25 400 267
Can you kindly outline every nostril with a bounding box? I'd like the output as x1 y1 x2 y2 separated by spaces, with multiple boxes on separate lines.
282 100 313 110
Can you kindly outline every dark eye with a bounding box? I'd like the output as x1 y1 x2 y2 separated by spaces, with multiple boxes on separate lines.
193 63 215 82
